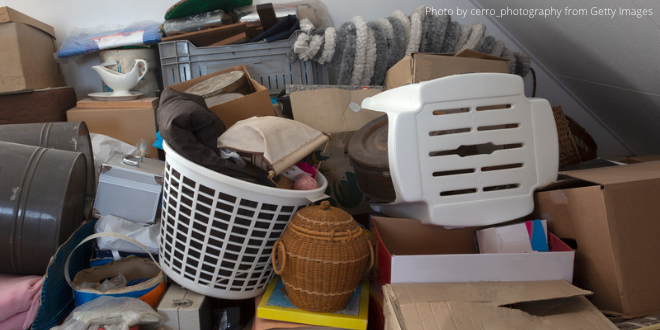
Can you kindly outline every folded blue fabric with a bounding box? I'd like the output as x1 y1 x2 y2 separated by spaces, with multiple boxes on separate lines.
57 22 162 58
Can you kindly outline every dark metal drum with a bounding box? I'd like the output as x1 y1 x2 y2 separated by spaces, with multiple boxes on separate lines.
0 141 87 275
0 121 95 220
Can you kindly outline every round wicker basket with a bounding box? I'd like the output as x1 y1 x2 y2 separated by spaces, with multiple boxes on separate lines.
272 201 373 312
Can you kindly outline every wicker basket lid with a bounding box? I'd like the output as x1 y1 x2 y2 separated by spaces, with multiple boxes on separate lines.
290 201 361 240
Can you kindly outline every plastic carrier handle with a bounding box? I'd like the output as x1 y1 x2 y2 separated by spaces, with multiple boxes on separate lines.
64 232 160 287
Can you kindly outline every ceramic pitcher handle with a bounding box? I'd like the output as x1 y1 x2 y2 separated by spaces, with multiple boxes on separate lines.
135 59 148 82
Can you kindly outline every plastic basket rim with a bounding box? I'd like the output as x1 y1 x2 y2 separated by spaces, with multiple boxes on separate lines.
163 140 328 198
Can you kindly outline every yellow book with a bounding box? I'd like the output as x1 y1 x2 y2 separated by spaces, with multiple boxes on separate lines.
256 276 369 330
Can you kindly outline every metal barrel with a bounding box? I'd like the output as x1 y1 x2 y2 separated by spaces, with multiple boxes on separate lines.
0 141 87 275
0 121 95 220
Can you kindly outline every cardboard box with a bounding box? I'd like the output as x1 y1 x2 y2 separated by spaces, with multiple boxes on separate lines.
76 97 159 109
290 87 384 215
534 161 660 318
0 87 76 124
66 105 159 158
0 7 65 92
370 216 575 330
382 281 618 330
166 64 274 128
157 284 212 330
384 49 509 90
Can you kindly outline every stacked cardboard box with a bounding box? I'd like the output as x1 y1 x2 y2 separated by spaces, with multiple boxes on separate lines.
67 98 160 158
0 7 65 93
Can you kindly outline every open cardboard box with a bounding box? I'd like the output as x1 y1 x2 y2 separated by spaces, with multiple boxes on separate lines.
369 216 575 330
290 87 384 215
384 49 509 90
166 64 275 128
383 281 617 330
372 216 575 290
534 161 660 318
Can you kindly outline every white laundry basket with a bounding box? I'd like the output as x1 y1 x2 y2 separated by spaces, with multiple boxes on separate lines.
361 73 558 227
159 141 328 299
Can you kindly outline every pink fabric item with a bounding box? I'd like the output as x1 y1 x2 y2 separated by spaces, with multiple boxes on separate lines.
0 274 43 330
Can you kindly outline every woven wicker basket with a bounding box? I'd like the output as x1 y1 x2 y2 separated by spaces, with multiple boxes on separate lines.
552 106 598 168
272 201 373 312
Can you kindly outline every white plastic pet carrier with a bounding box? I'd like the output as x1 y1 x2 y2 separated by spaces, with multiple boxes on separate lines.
361 73 558 227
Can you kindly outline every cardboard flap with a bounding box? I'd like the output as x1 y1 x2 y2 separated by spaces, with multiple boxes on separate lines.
387 281 590 307
396 298 615 330
562 161 660 186
454 49 508 62
385 282 618 330
289 88 383 133
0 7 55 38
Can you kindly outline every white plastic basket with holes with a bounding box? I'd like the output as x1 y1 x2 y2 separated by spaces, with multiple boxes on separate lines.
361 73 558 227
158 141 328 299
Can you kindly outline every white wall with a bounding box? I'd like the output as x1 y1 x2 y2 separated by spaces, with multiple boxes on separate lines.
3 0 629 156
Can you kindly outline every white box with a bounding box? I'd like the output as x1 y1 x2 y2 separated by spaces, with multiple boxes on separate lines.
475 219 548 254
157 284 212 330
93 153 165 223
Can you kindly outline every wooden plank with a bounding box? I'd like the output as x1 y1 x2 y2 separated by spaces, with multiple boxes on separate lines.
161 22 247 47
76 97 159 109
257 3 278 31
208 32 248 46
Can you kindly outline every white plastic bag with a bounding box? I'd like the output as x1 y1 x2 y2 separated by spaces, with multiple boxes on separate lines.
94 215 159 254
51 296 162 330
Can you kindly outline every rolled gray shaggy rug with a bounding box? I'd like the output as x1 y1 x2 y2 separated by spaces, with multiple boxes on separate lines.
489 39 505 57
514 51 531 77
368 21 389 85
361 26 377 85
406 7 424 55
454 23 470 52
440 21 460 53
477 35 496 54
459 22 486 52
391 10 410 53
332 22 357 85
501 47 517 74
387 16 407 68
350 16 369 86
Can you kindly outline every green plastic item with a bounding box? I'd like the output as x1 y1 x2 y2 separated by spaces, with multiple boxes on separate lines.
164 0 252 20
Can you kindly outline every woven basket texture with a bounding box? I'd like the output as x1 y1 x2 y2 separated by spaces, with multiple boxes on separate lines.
552 106 598 168
272 201 372 312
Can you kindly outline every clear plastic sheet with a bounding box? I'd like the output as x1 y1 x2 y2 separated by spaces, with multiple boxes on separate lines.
94 215 160 254
234 0 333 28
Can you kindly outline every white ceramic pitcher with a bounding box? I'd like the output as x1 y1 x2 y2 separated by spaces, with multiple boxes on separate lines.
92 59 148 96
